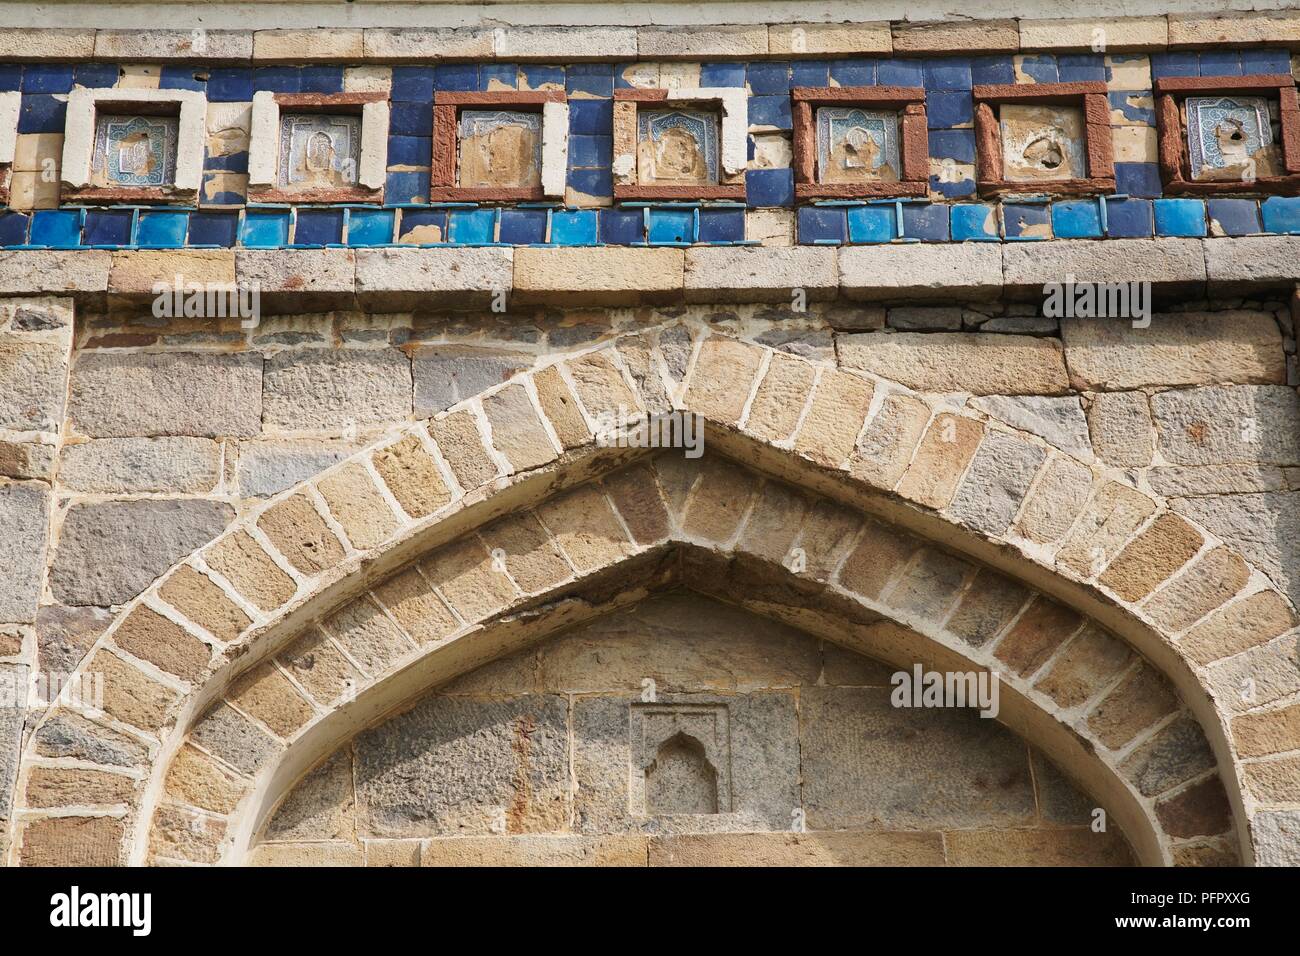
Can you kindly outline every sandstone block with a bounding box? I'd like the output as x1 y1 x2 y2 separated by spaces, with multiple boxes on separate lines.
481 384 557 472
893 19 1019 54
0 481 48 622
0 343 67 432
318 462 400 551
1019 17 1168 52
1086 391 1154 467
794 370 874 468
262 348 411 431
1099 513 1203 603
355 248 512 311
840 244 1002 302
768 22 891 55
947 430 1046 537
636 25 767 58
838 332 1070 395
413 346 532 416
59 437 221 494
1002 239 1206 296
513 248 682 307
684 247 837 303
204 530 298 613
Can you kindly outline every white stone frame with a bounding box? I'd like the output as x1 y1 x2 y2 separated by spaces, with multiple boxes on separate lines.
61 87 206 197
0 91 18 202
248 91 389 196
613 87 748 188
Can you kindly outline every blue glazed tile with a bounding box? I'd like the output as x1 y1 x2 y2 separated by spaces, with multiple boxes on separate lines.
388 135 432 167
390 102 433 137
929 170 976 198
567 167 612 199
447 208 496 244
746 168 794 207
699 63 746 87
392 67 436 101
1241 50 1292 76
83 209 134 247
878 59 925 88
347 208 397 246
385 169 429 204
1206 198 1261 236
797 206 847 244
749 61 792 94
550 209 598 245
30 210 83 249
74 63 120 89
18 94 66 134
208 68 253 102
1052 199 1104 238
926 91 973 129
200 170 246 205
187 212 239 247
1150 52 1198 79
749 95 791 130
1015 55 1058 84
205 150 249 174
698 208 745 243
0 211 30 246
648 208 694 245
569 99 613 135
829 59 875 87
299 66 344 95
481 64 520 92
1115 162 1163 198
1003 202 1051 239
1197 51 1241 77
520 65 565 91
22 64 73 94
566 64 612 97
923 58 971 91
569 134 612 168
791 60 830 88
598 208 643 245
971 56 1014 86
240 210 291 247
1104 198 1153 238
0 65 21 92
160 66 206 91
499 208 548 245
1058 54 1106 82
434 64 478 92
901 203 949 241
396 208 448 243
293 208 345 246
137 210 189 248
950 203 999 241
1261 196 1300 234
1154 198 1207 237
928 129 976 164
253 66 301 93
1108 91 1157 126
847 204 897 244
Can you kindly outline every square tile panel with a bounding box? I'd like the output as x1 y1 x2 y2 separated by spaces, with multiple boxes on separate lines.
816 106 901 183
91 114 179 188
998 103 1086 183
457 109 542 189
1185 95 1279 181
636 107 719 186
277 113 362 191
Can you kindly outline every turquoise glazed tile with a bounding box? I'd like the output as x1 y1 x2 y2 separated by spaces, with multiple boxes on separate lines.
448 207 497 244
347 208 397 246
1051 200 1103 239
950 203 999 241
847 204 898 243
137 210 190 248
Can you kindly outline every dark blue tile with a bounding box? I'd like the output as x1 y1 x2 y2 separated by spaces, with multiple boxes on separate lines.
1154 198 1207 237
385 169 429 204
829 59 875 87
1003 201 1051 239
797 206 846 244
1241 50 1292 76
748 61 792 94
22 64 73 94
447 208 495 244
74 63 120 89
901 202 949 241
1197 51 1241 77
434 64 477 92
0 64 21 92
1104 198 1153 238
208 68 253 102
299 66 344 94
1058 54 1105 82
390 101 433 137
1108 91 1157 126
29 210 83 248
1115 162 1163 198
499 208 548 244
569 134 612 167
929 169 976 198
392 67 435 101
923 58 971 91
746 168 794 207
926 91 972 129
928 129 976 164
520 65 565 91
200 171 245 206
698 208 745 242
749 95 791 130
791 60 830 88
83 209 134 247
481 64 519 92
1261 196 1300 234
187 211 239 247
293 208 345 246
950 203 999 241
566 64 612 97
847 204 898 243
1150 52 1198 79
1207 198 1261 236
878 59 924 88
567 167 612 199
253 66 301 93
550 209 597 245
396 208 448 243
648 208 694 244
388 135 432 167
204 150 249 174
569 99 612 135
1052 199 1104 238
18 95 66 134
971 56 1014 86
599 207 643 244
160 66 206 91
699 63 746 87
0 211 30 246
1015 54 1058 84
136 210 189 248
347 208 397 246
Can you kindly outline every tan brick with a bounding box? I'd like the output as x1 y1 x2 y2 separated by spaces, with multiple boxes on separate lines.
112 604 211 683
321 598 411 677
537 484 635 573
794 369 874 469
429 410 499 488
479 512 571 593
253 29 363 61
1087 663 1179 749
513 248 683 306
158 565 251 644
25 767 135 808
1019 17 1168 52
566 352 639 421
652 831 945 866
1142 546 1251 634
20 815 124 867
892 19 1019 54
422 538 519 622
738 480 809 564
366 840 421 867
743 352 814 443
1034 626 1133 708
0 28 96 60
227 660 315 738
109 250 235 296
422 834 647 867
371 434 451 520
1245 755 1300 803
90 650 179 733
838 521 919 600
278 628 362 707
481 384 557 472
683 337 763 426
839 332 1070 396
895 414 983 510
681 457 759 543
992 597 1082 678
531 366 591 451
149 805 227 864
1015 455 1093 546
603 463 670 545
164 744 247 814
1057 481 1157 577
257 492 345 576
372 566 460 644
318 462 400 551
250 842 365 866
204 530 297 613
1168 11 1300 48
1099 513 1203 603
768 22 891 55
1180 590 1298 666
848 392 928 489
1233 702 1300 758
946 828 1133 866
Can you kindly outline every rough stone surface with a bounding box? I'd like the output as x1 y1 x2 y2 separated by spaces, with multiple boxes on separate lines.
971 395 1092 459
413 346 532 416
263 349 411 431
1086 391 1154 467
948 431 1046 536
0 481 48 622
1170 492 1300 606
0 343 67 431
59 437 221 494
237 439 356 498
839 333 1070 395
1152 386 1300 467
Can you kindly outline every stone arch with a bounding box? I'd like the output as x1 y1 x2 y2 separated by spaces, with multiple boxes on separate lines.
9 326 1298 867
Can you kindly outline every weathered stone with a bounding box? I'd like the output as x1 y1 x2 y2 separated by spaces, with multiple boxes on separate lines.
1170 492 1300 606
681 457 759 543
1020 16 1167 51
603 463 670 546
278 628 362 707
149 805 226 864
481 384 557 472
651 830 944 866
1253 810 1300 866
848 392 928 489
237 439 355 497
948 431 1046 536
514 248 682 307
418 834 644 866
372 433 451 520
51 499 233 606
1147 464 1290 496
1030 752 1095 825
262 348 411 431
1099 513 1203 603
0 440 55 481
1151 385 1300 466
1204 236 1300 294
204 530 297 613
636 24 767 58
684 337 763 426
164 744 247 815
317 462 400 551
19 815 124 866
24 766 131 808
429 411 500 489
992 597 1082 678
479 512 571 593
887 307 963 331
365 840 420 867
496 25 638 59
413 346 532 416
1057 481 1157 578
265 750 355 841
372 567 459 645
537 484 634 573
33 711 147 768
0 250 110 295
838 333 1070 395
684 247 837 303
322 597 412 677
113 604 211 683
1086 391 1154 467
1234 701 1300 758
0 481 47 622
1143 547 1251 634
894 18 1019 52
1154 778 1233 839
1120 713 1217 797
1206 632 1300 714
768 21 891 55
235 249 356 311
362 27 495 60
840 240 1002 302
0 343 66 431
744 352 815 443
355 248 512 311
895 414 984 510
1180 590 1298 665
566 352 640 422
883 548 972 622
1034 626 1133 709
946 569 1031 648
1015 454 1093 546
970 395 1091 459
422 538 519 622
1086 663 1178 750
228 660 315 739
257 493 345 576
1003 239 1206 296
794 370 874 468
90 650 178 733
249 842 364 866
946 828 1133 866
189 702 280 776
838 521 919 600
59 437 221 494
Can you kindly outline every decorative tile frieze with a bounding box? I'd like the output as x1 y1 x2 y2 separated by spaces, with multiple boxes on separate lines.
792 86 928 199
429 90 567 201
612 87 746 200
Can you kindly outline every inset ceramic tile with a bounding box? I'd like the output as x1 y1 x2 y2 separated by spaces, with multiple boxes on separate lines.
998 104 1085 183
91 114 180 188
277 113 361 191
816 107 900 183
637 108 719 186
457 110 542 190
1185 95 1280 181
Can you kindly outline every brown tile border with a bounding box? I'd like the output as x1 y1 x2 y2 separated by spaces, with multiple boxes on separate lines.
791 86 928 200
1153 74 1300 196
429 90 565 202
973 81 1115 198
